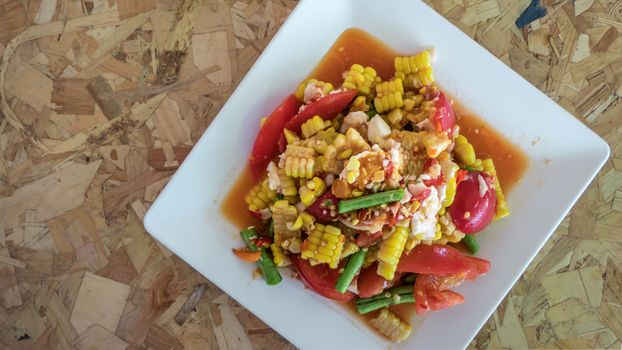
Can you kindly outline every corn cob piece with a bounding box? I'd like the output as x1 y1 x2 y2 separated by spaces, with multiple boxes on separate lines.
245 179 277 212
298 177 327 206
276 168 297 196
454 135 476 166
342 64 377 96
435 213 465 244
295 78 333 101
343 156 360 184
405 236 421 251
442 163 460 207
345 128 371 153
283 129 300 144
375 78 404 97
374 92 403 114
301 224 345 268
362 244 379 268
340 240 360 259
377 226 409 280
482 158 509 219
394 51 432 75
301 115 331 139
350 95 368 112
271 200 300 246
271 243 291 267
412 67 434 88
283 145 316 179
370 308 412 343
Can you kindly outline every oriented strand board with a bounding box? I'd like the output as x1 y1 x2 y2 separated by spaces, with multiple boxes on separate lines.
70 272 131 334
0 1 619 349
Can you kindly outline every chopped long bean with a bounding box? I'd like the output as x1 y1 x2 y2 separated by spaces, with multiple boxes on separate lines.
462 234 479 254
267 220 274 238
403 274 417 284
335 249 367 293
240 227 282 285
356 284 414 304
356 294 415 314
338 189 404 213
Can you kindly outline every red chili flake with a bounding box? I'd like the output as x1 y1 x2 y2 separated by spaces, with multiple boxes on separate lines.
412 188 432 202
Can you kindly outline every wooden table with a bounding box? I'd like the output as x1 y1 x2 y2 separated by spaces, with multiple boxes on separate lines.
0 0 620 349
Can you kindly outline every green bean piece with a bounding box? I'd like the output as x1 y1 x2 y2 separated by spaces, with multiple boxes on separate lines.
403 274 417 284
338 189 404 213
240 227 260 252
356 294 415 314
335 249 367 293
267 220 274 238
259 247 282 285
239 228 282 285
463 234 479 254
355 284 414 304
462 166 478 172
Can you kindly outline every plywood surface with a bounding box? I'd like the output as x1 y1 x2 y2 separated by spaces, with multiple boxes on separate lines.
0 0 620 349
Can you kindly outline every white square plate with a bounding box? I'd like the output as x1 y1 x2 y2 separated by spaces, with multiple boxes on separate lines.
145 0 609 348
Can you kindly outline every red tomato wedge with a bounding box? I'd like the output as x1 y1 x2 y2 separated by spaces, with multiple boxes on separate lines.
449 171 497 234
306 191 340 224
396 244 491 279
291 255 355 302
414 274 466 314
356 263 402 298
284 90 358 133
432 92 455 133
248 95 300 180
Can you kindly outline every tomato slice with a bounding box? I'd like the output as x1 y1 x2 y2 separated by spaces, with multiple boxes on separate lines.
249 95 300 180
306 191 340 224
432 92 455 133
414 274 467 314
283 90 358 133
291 255 355 302
449 171 497 233
396 244 491 279
356 263 403 298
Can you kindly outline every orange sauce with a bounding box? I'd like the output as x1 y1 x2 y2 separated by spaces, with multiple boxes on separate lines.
457 111 528 191
221 167 257 229
220 27 529 330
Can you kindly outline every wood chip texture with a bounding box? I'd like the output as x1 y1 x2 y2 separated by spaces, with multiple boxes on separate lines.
0 0 619 349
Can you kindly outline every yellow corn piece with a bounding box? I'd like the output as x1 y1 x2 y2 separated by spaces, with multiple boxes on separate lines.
301 224 345 268
301 115 331 138
442 163 460 207
271 200 300 246
245 179 277 212
343 156 361 184
375 78 404 98
295 78 333 101
276 168 297 196
283 129 300 144
374 91 404 114
370 308 412 343
342 64 377 96
350 95 368 112
454 135 476 166
395 51 432 75
298 177 327 206
345 127 371 153
387 108 403 125
482 158 509 219
271 243 291 267
405 236 421 251
377 226 408 280
340 240 360 259
362 245 379 268
284 145 316 179
413 67 434 88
